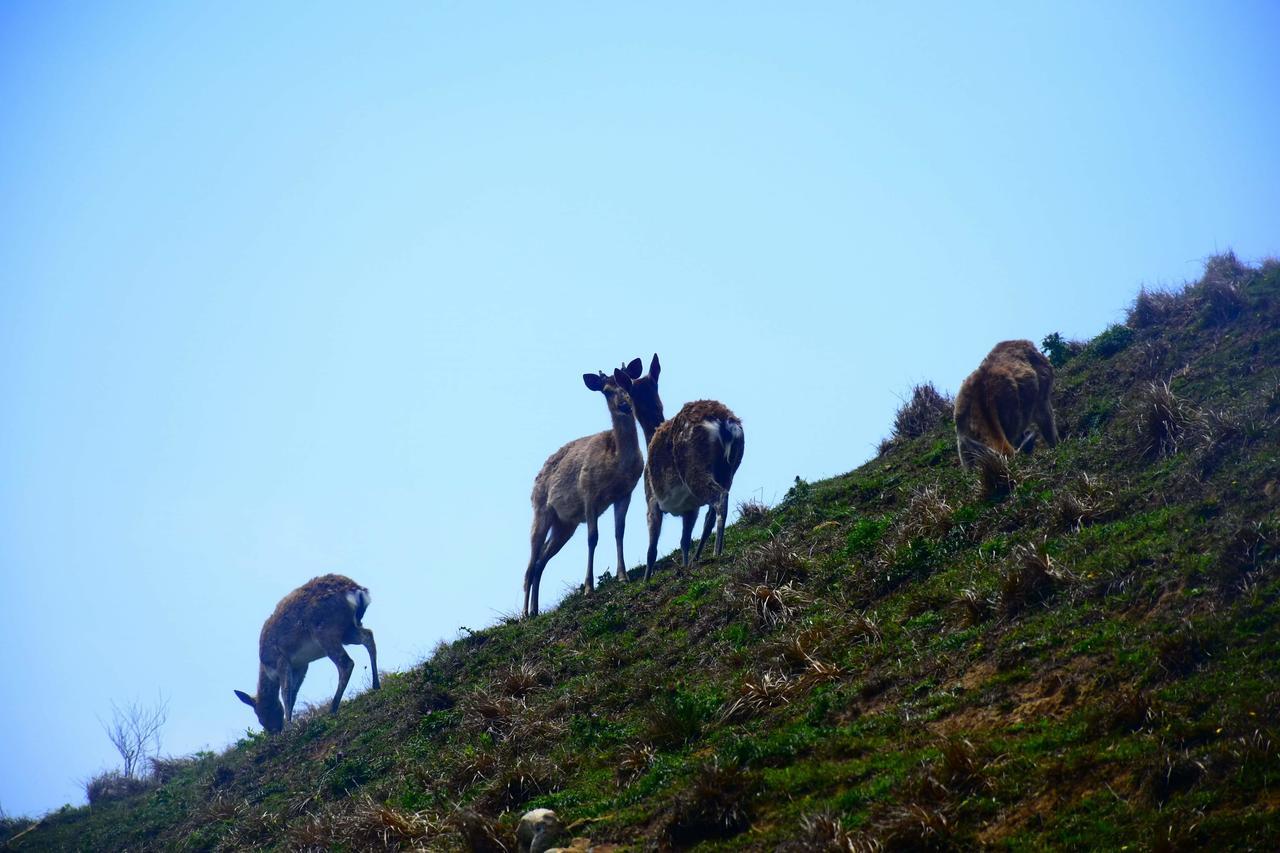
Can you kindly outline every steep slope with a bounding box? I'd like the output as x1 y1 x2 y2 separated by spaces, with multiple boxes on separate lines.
7 255 1280 851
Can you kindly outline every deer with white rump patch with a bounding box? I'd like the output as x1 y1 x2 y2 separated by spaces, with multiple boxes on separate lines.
624 354 746 578
234 574 379 733
523 360 645 617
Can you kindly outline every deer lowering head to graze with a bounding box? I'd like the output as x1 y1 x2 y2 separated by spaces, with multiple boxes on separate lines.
234 574 379 733
625 356 745 579
522 361 645 618
954 339 1058 469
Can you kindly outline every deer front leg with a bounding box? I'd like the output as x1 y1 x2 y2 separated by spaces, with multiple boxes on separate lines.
360 628 379 690
613 494 631 581
324 645 355 715
714 490 730 557
284 662 308 721
278 662 294 725
644 494 663 581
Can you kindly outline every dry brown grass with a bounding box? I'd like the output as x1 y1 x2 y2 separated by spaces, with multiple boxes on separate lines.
950 589 991 628
894 383 954 440
736 498 772 526
973 446 1015 500
736 534 808 584
737 581 806 628
1196 250 1250 325
1129 380 1196 459
1053 472 1116 531
615 742 656 787
1126 285 1180 329
999 543 1072 617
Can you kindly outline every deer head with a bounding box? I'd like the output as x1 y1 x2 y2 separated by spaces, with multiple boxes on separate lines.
583 370 633 419
622 354 664 438
234 687 284 733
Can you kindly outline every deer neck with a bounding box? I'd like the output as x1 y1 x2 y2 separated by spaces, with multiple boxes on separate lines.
611 410 642 467
257 663 281 701
637 413 665 448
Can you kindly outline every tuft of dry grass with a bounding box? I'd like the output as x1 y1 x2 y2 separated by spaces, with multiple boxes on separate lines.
84 771 152 806
885 382 954 450
721 671 794 721
736 535 807 584
951 589 991 628
792 810 867 852
664 760 759 846
973 445 1015 500
898 484 955 540
1129 380 1195 459
286 796 444 852
1127 285 1180 329
736 498 772 526
999 543 1071 617
616 742 656 787
1053 472 1116 531
1196 250 1250 325
871 802 953 850
498 661 546 699
738 581 806 628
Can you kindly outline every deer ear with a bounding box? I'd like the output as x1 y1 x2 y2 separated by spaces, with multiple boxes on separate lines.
234 690 256 708
650 353 661 380
613 368 633 390
583 373 604 392
626 358 643 379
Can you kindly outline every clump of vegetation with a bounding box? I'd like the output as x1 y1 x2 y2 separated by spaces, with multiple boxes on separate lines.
1127 284 1181 328
84 771 152 806
1041 331 1084 367
736 498 772 526
1195 250 1251 325
973 445 1015 500
663 761 759 846
1128 380 1196 459
1089 323 1135 358
888 382 954 445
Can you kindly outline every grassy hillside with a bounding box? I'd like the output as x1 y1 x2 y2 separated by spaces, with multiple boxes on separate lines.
7 254 1280 851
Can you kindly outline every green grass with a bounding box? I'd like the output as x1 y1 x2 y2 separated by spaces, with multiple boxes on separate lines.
7 256 1280 850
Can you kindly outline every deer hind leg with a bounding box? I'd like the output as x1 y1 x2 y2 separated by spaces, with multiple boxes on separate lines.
529 515 576 617
584 509 600 596
319 634 355 715
714 489 730 557
679 510 698 568
1036 398 1060 448
524 511 554 618
694 503 716 562
612 494 631 581
644 494 663 581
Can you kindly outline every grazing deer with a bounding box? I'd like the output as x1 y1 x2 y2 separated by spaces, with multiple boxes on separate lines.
954 339 1058 468
234 574 379 732
624 355 745 579
523 361 645 617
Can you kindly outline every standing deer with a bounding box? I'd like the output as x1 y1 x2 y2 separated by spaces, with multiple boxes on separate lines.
624 354 745 579
234 574 379 733
523 361 645 617
954 339 1058 468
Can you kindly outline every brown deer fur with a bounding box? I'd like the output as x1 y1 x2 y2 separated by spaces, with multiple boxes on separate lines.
522 363 645 617
625 355 745 579
954 339 1058 468
234 574 379 732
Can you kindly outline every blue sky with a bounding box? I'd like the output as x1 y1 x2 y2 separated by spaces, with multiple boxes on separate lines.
1 1 1277 817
